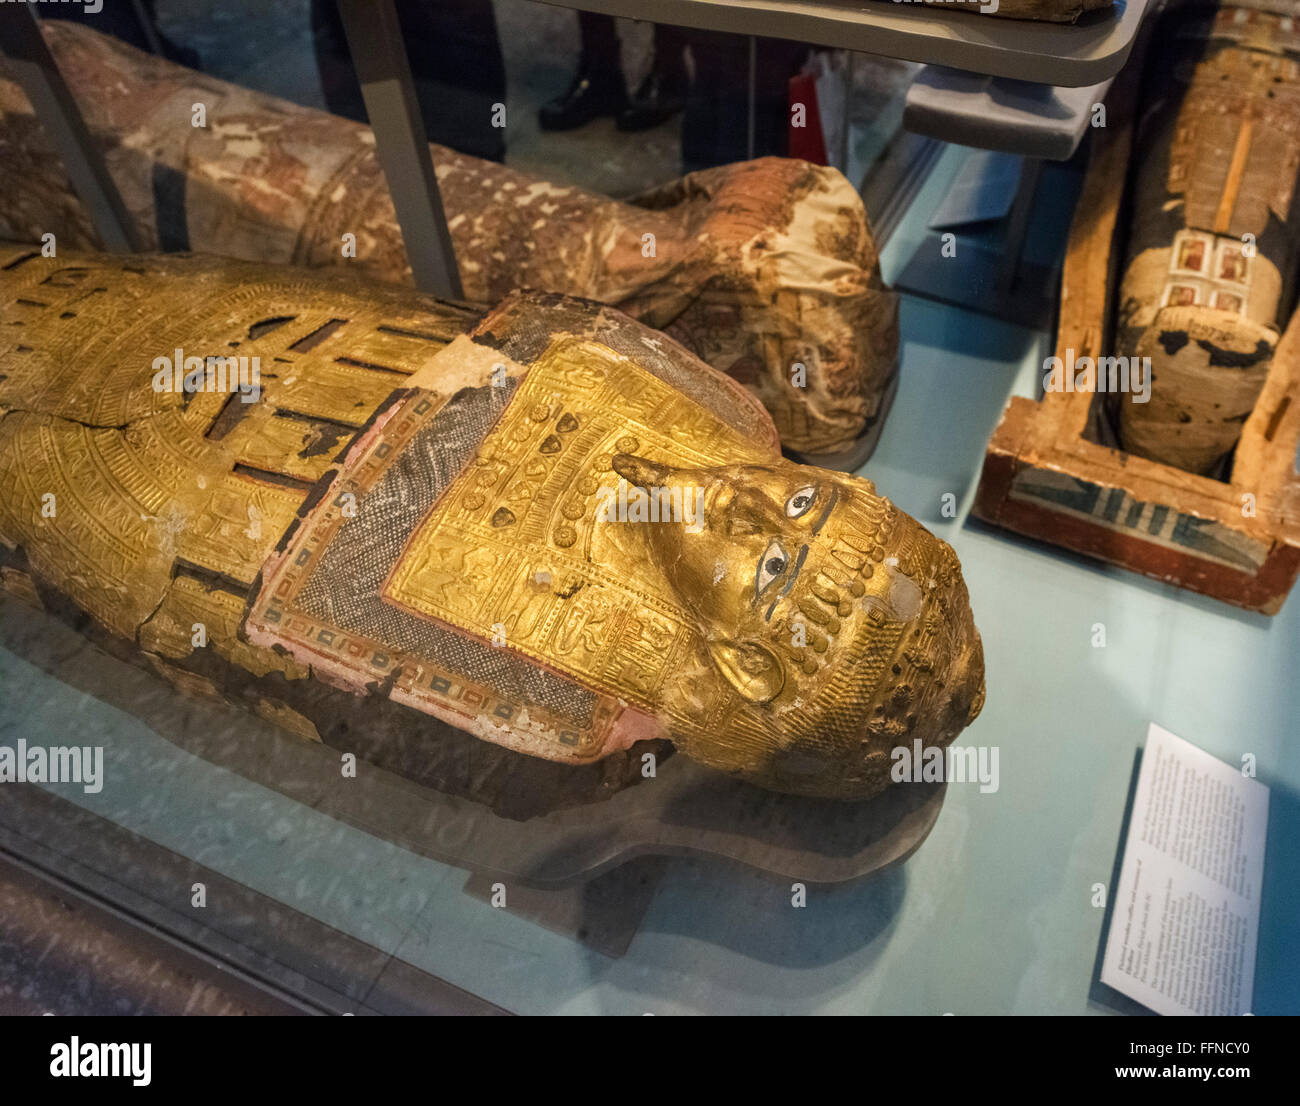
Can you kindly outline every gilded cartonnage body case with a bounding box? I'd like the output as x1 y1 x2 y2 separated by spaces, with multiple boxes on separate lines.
0 248 983 811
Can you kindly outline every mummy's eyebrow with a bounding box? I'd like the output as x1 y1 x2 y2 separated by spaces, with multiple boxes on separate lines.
812 485 838 534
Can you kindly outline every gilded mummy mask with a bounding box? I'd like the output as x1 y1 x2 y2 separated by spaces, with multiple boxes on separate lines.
246 306 986 801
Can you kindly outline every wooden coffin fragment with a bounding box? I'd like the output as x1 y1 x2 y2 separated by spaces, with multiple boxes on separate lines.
973 2 1300 614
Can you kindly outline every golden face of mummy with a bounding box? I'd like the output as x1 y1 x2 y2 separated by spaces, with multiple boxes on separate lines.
599 453 985 798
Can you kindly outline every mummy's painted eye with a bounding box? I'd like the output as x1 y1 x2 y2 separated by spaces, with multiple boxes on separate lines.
756 540 789 596
786 486 816 518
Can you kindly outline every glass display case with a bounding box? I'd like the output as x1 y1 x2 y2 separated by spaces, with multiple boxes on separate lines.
0 0 1295 1037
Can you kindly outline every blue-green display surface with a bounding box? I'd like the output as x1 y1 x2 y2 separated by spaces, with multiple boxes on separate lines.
2 146 1295 1015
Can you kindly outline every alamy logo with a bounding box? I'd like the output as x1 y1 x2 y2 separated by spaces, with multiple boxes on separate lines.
1043 347 1151 404
152 348 260 403
0 740 103 794
596 479 704 533
50 1038 150 1086
891 739 999 794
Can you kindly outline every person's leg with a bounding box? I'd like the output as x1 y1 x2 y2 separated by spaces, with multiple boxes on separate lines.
577 11 620 58
311 0 507 161
311 0 368 123
398 0 508 162
538 12 627 131
616 22 689 133
680 32 808 170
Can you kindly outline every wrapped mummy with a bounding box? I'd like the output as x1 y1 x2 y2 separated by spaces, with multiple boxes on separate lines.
0 20 897 461
1115 1 1300 475
0 247 985 810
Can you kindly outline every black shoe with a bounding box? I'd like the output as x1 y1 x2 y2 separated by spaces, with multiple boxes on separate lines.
616 68 688 132
538 66 627 131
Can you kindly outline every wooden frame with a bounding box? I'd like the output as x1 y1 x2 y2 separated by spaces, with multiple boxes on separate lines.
971 47 1300 615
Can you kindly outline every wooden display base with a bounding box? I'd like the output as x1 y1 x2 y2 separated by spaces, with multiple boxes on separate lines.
971 43 1300 616
0 597 945 955
973 353 1300 615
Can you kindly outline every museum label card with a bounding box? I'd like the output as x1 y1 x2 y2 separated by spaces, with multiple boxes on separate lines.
1101 723 1269 1016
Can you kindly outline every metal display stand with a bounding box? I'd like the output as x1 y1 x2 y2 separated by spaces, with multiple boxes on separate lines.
904 66 1113 161
544 0 1151 87
889 1 1151 325
896 64 1115 323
